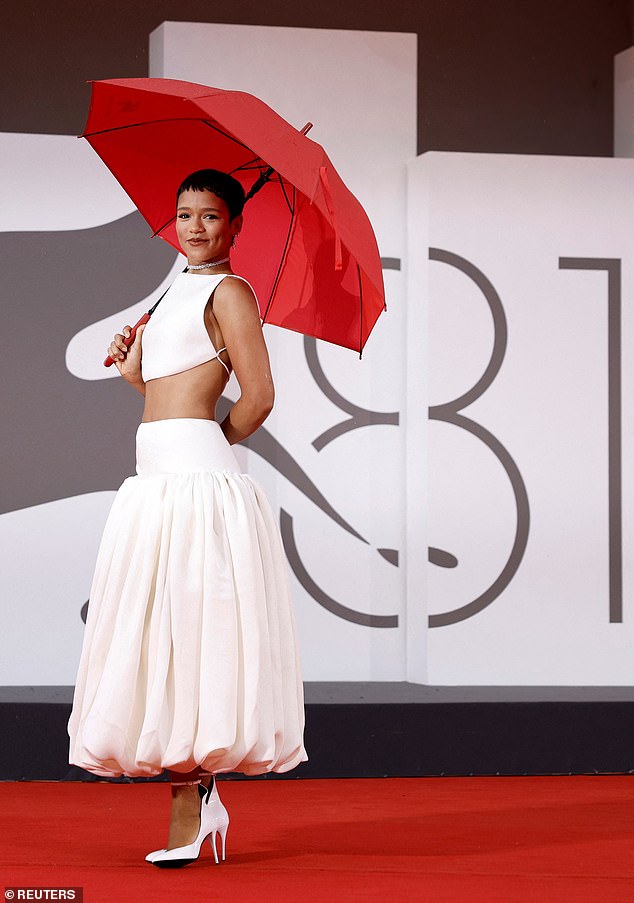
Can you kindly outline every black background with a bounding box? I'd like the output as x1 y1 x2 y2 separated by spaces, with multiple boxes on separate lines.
1 0 633 156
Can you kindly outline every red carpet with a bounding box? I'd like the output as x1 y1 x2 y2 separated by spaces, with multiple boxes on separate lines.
2 776 634 902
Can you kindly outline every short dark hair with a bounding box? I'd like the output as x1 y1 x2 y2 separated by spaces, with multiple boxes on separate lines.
176 169 245 220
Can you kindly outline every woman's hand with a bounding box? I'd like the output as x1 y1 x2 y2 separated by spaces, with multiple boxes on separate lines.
107 324 146 390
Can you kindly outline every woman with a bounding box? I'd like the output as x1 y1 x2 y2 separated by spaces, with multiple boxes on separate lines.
67 169 308 868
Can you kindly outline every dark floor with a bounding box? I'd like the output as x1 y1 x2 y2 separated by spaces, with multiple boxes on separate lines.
2 682 634 704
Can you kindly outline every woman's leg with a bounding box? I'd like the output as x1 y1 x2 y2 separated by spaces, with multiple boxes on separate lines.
168 766 202 786
166 767 203 850
199 770 214 791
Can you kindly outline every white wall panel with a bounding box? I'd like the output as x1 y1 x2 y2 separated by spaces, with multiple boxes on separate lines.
0 494 115 683
409 151 634 684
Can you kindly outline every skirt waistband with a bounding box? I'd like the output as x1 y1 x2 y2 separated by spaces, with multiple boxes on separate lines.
135 418 241 475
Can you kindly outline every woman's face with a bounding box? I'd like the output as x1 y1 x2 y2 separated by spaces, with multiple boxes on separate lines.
176 188 241 264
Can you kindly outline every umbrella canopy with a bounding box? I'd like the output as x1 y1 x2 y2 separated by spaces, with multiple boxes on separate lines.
82 77 386 353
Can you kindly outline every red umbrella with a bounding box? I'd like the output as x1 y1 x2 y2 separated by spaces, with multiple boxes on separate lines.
82 77 386 357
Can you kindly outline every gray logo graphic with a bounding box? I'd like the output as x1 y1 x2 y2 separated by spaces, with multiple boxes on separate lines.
428 248 531 628
559 257 622 623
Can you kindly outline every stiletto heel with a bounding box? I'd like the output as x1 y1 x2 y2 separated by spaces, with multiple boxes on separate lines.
207 812 229 863
145 775 230 867
219 821 228 861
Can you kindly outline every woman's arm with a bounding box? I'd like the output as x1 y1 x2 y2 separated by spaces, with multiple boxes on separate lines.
212 278 275 445
108 324 146 395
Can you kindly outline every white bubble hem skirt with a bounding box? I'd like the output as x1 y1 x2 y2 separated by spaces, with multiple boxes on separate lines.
67 418 308 778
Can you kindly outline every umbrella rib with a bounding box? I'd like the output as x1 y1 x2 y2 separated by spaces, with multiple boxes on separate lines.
229 155 267 174
82 117 252 154
83 117 206 138
199 119 254 153
262 185 296 324
357 263 363 359
276 173 294 215
236 163 268 171
152 214 176 238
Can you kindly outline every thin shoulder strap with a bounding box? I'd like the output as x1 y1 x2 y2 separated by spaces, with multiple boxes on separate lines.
213 347 231 377
207 280 233 376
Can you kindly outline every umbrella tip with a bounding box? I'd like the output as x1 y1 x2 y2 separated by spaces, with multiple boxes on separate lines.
300 122 313 136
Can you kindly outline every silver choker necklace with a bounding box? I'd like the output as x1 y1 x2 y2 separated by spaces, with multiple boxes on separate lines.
186 256 230 271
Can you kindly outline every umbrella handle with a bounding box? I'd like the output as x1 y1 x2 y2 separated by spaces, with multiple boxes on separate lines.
103 311 151 367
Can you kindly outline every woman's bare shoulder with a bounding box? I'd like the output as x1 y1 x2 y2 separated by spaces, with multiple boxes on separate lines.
214 274 258 307
211 274 262 337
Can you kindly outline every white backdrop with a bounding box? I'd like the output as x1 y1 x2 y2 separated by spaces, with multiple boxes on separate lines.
2 26 633 688
410 151 634 683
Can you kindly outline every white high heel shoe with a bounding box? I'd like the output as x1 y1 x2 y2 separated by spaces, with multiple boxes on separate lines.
145 776 230 868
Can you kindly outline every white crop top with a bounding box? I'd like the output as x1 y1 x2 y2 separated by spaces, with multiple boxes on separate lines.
140 272 254 383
